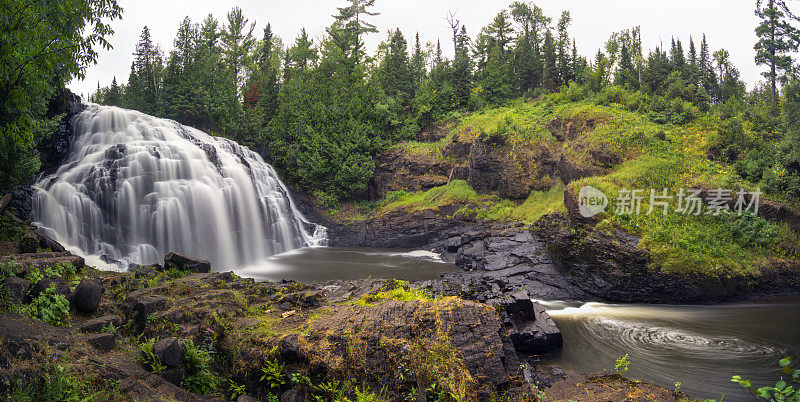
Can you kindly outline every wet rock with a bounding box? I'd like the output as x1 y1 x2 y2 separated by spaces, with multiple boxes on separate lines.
73 279 103 313
237 395 259 402
278 333 305 364
87 332 115 353
280 389 307 402
164 252 211 273
3 276 29 304
369 147 469 197
1 253 84 273
133 265 154 278
154 337 185 368
468 131 557 199
500 291 562 354
19 231 38 254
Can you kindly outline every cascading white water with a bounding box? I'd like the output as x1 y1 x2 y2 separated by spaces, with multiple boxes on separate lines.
32 105 327 271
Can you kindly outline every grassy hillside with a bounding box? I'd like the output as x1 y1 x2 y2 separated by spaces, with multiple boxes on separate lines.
351 89 800 277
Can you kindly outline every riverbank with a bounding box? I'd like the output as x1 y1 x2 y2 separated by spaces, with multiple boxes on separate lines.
0 247 686 401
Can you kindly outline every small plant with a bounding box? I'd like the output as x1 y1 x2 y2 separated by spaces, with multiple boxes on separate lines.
732 357 800 401
100 322 119 333
146 312 157 323
137 338 166 374
615 354 630 376
26 284 70 326
182 338 218 394
259 359 287 390
228 380 246 400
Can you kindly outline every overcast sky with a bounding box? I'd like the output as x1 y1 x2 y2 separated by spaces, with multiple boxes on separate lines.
70 0 771 98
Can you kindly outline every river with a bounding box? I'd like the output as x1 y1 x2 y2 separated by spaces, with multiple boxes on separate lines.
237 247 799 401
541 297 800 400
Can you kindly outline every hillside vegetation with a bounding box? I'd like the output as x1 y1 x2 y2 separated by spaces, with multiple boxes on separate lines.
351 85 800 277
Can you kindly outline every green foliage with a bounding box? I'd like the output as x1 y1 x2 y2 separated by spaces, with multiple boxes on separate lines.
615 354 630 376
5 361 125 401
352 280 435 306
0 0 121 192
26 284 70 326
137 338 167 374
733 357 800 401
0 215 28 244
182 339 219 394
259 359 287 390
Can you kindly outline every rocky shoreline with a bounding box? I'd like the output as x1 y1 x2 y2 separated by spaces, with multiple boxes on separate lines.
0 244 683 401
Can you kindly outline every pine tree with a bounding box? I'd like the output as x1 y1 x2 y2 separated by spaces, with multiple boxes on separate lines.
378 29 413 103
556 11 572 84
410 33 427 86
542 31 558 92
256 24 280 123
511 1 543 93
221 7 256 96
755 0 800 103
333 0 379 63
284 29 317 81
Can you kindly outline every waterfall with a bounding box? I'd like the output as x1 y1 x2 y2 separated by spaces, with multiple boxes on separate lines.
32 105 327 271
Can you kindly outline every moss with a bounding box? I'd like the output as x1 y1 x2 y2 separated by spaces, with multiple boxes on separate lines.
375 180 483 215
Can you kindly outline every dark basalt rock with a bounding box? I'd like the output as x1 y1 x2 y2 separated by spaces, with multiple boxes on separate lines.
19 231 38 254
500 290 563 354
154 338 185 368
3 276 29 304
79 315 122 333
164 252 211 273
87 332 115 353
27 276 71 303
74 279 104 313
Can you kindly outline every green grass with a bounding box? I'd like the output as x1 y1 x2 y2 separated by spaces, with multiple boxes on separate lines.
377 180 481 214
349 280 436 306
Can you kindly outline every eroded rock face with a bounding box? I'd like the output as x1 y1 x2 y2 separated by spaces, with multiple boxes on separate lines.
370 148 468 197
303 298 522 397
469 132 558 199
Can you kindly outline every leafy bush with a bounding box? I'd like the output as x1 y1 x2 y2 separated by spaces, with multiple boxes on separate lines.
182 339 218 394
26 284 70 326
615 354 630 376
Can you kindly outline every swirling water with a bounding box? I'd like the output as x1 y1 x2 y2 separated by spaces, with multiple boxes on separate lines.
541 297 800 400
32 105 326 270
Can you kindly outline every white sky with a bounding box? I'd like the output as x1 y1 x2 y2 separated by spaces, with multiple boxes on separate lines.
70 0 773 98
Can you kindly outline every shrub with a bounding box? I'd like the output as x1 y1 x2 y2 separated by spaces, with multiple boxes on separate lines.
26 284 70 326
137 338 166 374
615 354 630 376
182 339 218 394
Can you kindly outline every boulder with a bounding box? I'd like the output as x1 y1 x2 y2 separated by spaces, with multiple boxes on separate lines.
3 276 29 304
79 315 121 333
27 276 71 302
164 252 211 273
87 332 115 353
73 279 103 313
19 231 38 254
153 338 185 368
499 290 563 354
134 295 168 329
